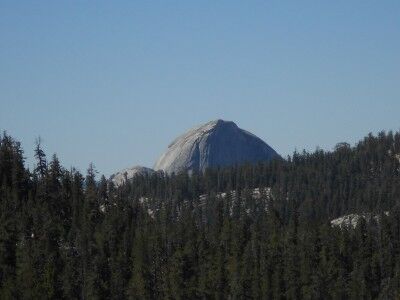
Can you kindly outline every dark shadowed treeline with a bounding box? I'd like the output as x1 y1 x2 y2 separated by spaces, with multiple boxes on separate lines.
1 131 400 299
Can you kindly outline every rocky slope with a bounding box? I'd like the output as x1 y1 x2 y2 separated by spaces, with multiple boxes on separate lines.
110 166 155 186
330 212 389 228
154 119 280 174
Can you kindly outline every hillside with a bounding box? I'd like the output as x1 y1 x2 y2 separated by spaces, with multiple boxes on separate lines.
1 130 400 298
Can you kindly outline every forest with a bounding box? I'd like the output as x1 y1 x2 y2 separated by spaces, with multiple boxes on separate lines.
1 130 400 299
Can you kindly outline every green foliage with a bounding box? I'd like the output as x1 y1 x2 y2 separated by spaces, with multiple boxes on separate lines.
0 130 400 298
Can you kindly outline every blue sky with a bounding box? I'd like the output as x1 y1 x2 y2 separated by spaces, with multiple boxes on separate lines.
1 1 399 176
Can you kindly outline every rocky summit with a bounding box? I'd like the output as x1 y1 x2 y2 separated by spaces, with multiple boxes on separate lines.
110 166 155 186
154 119 280 174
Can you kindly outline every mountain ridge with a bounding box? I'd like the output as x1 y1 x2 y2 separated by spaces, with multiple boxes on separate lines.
111 120 280 183
154 119 280 174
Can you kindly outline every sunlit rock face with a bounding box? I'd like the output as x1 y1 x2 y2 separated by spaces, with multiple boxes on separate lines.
110 166 155 186
154 120 280 174
330 212 389 228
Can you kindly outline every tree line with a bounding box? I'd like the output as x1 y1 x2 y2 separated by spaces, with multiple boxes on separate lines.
1 130 400 299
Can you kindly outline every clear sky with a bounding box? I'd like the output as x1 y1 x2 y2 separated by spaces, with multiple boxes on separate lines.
1 1 399 176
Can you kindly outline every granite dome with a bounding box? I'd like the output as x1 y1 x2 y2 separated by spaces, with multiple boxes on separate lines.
110 166 155 186
154 120 279 174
